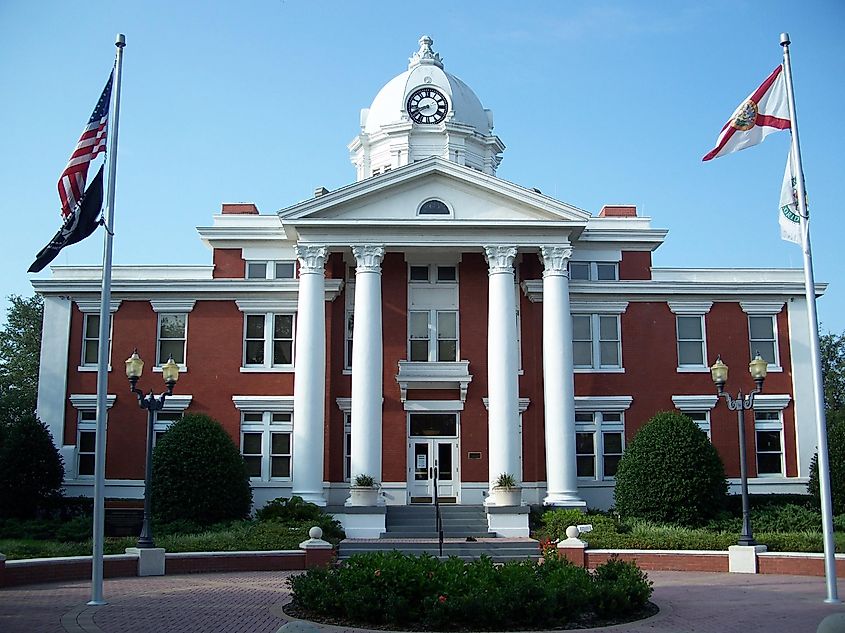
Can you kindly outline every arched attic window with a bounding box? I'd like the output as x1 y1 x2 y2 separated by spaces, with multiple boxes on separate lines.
417 199 451 216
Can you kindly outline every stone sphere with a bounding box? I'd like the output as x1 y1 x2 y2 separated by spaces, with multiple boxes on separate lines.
565 526 580 539
817 613 845 633
308 526 323 540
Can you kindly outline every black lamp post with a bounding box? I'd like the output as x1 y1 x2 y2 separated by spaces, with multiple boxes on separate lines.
710 352 768 546
125 349 179 549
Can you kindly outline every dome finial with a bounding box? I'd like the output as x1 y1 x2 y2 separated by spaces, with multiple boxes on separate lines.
408 35 444 70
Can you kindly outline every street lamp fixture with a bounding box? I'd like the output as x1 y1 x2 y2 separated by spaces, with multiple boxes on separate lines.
125 349 179 549
710 353 767 547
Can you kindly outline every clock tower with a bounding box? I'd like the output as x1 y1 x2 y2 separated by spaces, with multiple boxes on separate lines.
349 36 505 180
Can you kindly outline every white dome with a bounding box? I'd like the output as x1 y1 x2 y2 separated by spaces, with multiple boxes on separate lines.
363 36 492 135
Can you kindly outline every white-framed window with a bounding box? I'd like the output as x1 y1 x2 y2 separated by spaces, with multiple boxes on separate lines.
417 199 451 216
153 411 182 446
343 413 352 482
77 410 97 477
157 313 187 366
569 261 618 281
572 314 621 369
240 411 293 481
754 410 784 476
671 395 717 440
246 260 296 280
676 315 706 368
575 411 624 480
686 411 711 439
81 313 114 367
408 264 458 284
344 278 355 371
243 313 295 368
749 315 779 368
409 310 458 362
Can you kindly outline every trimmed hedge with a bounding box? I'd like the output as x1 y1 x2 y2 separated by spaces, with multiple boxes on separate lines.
151 413 252 526
288 552 652 629
256 496 344 540
0 415 64 519
809 415 845 514
614 411 728 527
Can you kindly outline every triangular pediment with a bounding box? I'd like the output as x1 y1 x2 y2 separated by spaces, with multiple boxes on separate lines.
278 158 590 225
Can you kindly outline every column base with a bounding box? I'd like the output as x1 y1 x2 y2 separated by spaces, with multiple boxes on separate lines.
125 547 165 576
543 492 587 508
291 491 327 507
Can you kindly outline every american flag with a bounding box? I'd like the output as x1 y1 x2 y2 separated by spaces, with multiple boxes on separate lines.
58 70 113 218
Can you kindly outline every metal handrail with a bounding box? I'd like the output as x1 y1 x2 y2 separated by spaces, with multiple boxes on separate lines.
433 465 443 556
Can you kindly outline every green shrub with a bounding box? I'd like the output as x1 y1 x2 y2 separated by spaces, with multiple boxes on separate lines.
540 509 619 541
288 551 650 629
0 414 64 519
151 413 252 526
256 496 344 540
809 416 845 514
592 557 654 617
614 411 728 527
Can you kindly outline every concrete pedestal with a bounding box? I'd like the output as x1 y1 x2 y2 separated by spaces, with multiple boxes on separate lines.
728 544 767 573
125 547 165 576
486 505 530 537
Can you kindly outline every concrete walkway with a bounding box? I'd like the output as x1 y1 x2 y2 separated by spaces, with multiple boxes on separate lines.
0 570 843 633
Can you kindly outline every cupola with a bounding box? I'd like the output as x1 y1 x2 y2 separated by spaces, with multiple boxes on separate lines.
349 36 505 180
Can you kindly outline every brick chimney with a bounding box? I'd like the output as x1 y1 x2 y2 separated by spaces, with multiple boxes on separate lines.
598 205 637 218
221 203 259 215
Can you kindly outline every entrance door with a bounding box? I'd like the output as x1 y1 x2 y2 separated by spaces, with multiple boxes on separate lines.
408 439 458 504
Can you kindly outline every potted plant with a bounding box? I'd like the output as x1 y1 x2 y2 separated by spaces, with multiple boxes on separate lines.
491 472 521 506
349 473 380 506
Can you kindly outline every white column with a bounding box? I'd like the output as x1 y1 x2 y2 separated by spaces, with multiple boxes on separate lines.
540 247 585 507
348 245 385 502
484 246 522 499
292 245 328 506
36 296 72 449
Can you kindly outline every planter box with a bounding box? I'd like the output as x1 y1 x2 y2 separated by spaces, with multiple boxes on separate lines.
490 487 522 507
348 486 380 506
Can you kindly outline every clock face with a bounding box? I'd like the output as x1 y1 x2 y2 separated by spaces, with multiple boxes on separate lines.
406 87 448 124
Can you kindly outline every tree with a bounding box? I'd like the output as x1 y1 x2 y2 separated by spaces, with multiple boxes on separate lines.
808 412 845 514
614 411 728 527
0 413 64 518
151 413 252 525
821 329 845 414
0 295 44 424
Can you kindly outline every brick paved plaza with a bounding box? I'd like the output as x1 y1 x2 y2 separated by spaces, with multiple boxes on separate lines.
0 570 843 633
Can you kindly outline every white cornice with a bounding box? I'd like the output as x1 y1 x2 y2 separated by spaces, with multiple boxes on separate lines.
150 300 197 313
570 301 628 314
482 397 530 413
574 396 633 411
668 301 713 315
160 395 193 411
69 394 117 409
236 299 299 312
75 300 122 313
740 301 786 315
672 395 719 411
752 394 792 410
232 396 295 412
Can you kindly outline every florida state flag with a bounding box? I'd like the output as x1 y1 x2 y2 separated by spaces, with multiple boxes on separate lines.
703 65 791 161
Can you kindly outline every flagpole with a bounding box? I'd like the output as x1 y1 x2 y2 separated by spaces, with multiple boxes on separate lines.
780 32 839 604
88 33 125 607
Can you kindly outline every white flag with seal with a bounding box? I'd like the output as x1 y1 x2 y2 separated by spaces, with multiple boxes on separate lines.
779 151 802 244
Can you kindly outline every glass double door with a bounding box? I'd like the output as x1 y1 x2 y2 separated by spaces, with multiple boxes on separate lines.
408 439 458 504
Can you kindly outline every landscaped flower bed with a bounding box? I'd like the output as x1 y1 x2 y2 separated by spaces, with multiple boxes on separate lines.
286 551 654 630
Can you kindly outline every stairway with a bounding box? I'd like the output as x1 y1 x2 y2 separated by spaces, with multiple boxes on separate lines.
337 505 540 562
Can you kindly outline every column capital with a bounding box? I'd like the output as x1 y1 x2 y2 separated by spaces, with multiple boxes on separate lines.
352 245 385 273
295 245 328 273
540 246 573 277
483 245 517 274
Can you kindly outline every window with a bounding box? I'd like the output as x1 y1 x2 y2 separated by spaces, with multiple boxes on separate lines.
77 410 97 477
344 413 352 482
575 411 624 480
572 314 621 369
749 315 778 367
410 266 429 282
686 411 711 438
409 264 456 284
755 410 784 476
246 260 296 280
569 261 618 281
240 411 293 481
409 310 458 362
677 315 706 367
244 313 294 368
81 313 113 367
153 411 182 446
418 199 450 216
157 313 187 365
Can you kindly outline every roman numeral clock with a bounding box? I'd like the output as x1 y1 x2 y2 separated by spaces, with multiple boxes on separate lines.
406 87 448 124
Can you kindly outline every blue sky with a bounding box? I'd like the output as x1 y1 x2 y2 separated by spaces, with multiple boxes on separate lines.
1 1 844 335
